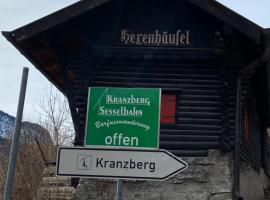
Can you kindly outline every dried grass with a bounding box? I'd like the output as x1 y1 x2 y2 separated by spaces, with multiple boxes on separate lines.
0 141 57 200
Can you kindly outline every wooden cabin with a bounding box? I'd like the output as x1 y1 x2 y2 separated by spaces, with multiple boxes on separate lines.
3 0 270 199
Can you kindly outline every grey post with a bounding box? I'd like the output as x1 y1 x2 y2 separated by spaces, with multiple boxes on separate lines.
116 179 123 200
3 67 29 200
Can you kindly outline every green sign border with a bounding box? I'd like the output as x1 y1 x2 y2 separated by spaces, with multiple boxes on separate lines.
84 87 161 150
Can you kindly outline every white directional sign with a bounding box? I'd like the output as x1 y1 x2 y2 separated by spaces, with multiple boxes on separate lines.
56 147 188 180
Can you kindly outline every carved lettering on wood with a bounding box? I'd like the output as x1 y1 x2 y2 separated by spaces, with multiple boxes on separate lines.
120 30 190 46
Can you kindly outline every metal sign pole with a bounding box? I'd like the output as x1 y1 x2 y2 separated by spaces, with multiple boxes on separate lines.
3 67 29 200
116 179 123 200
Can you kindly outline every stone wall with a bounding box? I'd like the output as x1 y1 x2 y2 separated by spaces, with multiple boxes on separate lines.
240 164 270 200
73 151 233 200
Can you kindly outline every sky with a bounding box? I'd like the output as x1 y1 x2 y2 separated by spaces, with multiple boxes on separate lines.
0 0 78 119
0 0 270 119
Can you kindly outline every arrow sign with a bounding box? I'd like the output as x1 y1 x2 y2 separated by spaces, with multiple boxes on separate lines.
56 147 188 181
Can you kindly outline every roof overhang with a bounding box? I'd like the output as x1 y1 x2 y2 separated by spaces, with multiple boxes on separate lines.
2 0 265 92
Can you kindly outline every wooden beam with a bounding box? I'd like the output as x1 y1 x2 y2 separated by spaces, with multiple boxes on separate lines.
11 0 111 42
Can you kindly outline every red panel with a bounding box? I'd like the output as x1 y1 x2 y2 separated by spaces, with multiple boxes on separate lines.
160 94 176 123
244 111 249 140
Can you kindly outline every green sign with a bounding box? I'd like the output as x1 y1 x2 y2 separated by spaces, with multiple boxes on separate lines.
85 87 161 149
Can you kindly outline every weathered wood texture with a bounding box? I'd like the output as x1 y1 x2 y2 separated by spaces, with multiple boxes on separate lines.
65 48 250 157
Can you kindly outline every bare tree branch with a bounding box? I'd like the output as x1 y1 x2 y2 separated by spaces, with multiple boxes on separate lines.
32 85 75 146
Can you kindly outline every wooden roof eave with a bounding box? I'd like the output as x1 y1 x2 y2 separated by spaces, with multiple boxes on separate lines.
8 0 263 44
189 0 263 44
11 0 111 42
2 0 266 94
2 31 65 93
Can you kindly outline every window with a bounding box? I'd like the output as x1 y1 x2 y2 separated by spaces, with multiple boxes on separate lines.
160 93 176 124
